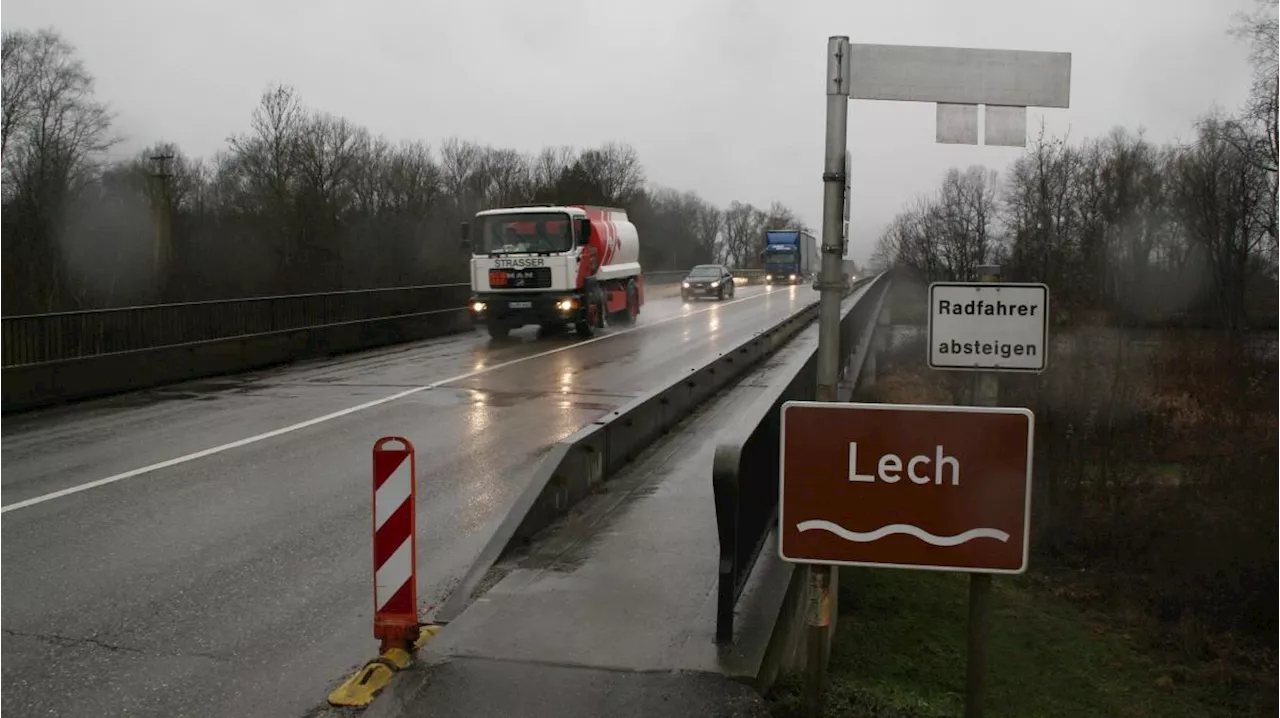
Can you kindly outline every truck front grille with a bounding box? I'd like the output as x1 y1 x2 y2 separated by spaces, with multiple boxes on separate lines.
489 267 553 289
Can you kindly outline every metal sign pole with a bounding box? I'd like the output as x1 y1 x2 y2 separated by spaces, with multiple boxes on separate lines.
965 263 1002 718
805 35 852 718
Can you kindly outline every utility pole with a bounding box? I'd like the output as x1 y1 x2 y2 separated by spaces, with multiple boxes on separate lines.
149 152 175 301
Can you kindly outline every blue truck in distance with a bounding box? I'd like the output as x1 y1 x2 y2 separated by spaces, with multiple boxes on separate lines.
762 229 818 285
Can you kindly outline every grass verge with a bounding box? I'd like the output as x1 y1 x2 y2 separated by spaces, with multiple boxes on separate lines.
767 567 1274 718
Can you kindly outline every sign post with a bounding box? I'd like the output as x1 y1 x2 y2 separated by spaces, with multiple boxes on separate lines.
779 399 1035 718
806 36 853 718
780 399 1034 713
965 265 1002 718
814 33 1068 718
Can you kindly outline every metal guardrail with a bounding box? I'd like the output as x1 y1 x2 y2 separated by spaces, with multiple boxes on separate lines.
1 284 474 368
435 281 821 624
0 266 767 412
2 269 770 368
711 271 893 643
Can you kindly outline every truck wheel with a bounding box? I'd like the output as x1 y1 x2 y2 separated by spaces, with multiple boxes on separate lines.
616 281 639 326
575 297 598 338
625 280 640 324
487 322 510 340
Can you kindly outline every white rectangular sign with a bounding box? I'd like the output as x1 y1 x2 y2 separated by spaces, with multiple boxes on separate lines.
928 282 1049 372
846 44 1072 108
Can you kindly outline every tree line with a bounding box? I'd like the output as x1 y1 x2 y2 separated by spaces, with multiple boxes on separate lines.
872 123 1277 330
871 2 1277 331
1 28 809 315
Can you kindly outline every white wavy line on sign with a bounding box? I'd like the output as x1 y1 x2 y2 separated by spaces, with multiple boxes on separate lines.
796 520 1010 547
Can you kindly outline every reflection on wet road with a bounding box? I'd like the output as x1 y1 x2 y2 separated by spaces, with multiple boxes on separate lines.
0 284 818 718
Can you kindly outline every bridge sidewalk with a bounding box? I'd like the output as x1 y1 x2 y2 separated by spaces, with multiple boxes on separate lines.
366 333 815 718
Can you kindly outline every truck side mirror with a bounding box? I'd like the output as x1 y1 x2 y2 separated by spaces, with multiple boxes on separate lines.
460 221 471 250
577 218 592 246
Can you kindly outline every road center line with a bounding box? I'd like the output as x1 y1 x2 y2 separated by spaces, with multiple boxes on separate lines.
2 287 801 514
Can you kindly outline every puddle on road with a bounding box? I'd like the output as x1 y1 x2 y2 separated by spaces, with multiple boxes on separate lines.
474 389 552 407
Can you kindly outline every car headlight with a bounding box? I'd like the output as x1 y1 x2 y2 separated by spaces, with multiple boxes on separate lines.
789 274 797 280
766 274 772 281
471 301 486 312
682 281 690 288
710 281 720 288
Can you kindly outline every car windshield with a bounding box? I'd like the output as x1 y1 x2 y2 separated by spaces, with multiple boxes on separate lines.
474 212 573 254
687 266 722 278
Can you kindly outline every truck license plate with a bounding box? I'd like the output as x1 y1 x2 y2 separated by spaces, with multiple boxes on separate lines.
509 301 532 309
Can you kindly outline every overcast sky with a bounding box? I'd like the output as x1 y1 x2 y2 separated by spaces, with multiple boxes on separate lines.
3 0 1262 262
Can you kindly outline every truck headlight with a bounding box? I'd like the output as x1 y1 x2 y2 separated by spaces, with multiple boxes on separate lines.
472 301 486 312
556 298 577 311
766 274 773 281
789 274 797 281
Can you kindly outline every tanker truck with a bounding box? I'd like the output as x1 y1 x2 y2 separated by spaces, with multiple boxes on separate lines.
462 204 644 340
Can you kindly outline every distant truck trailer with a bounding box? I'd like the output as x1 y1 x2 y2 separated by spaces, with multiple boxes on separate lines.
843 258 859 286
762 229 818 284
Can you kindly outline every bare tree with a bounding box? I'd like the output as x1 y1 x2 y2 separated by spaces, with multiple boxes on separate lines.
530 145 576 200
1201 1 1279 250
1173 116 1273 329
225 83 306 272
721 201 765 267
693 199 724 264
2 30 37 159
1 27 117 311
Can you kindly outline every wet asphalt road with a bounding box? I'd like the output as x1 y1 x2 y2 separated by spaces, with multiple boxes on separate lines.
1 284 818 718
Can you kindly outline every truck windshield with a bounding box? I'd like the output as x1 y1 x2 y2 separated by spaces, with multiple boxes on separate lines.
765 249 798 264
474 212 573 255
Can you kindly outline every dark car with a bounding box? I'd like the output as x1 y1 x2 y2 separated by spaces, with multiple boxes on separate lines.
681 264 736 302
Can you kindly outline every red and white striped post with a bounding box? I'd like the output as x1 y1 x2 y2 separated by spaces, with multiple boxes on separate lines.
372 437 418 653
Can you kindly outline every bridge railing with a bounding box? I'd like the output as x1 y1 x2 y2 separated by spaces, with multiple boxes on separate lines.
0 266 765 412
1 284 473 368
711 270 893 643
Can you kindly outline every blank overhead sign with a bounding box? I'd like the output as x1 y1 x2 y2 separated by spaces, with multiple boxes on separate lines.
847 44 1072 108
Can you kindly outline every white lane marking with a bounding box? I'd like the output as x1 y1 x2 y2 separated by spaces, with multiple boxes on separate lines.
374 455 413 529
2 287 799 514
375 537 413 610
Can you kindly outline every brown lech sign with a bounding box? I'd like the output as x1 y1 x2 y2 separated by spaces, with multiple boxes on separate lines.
778 401 1034 573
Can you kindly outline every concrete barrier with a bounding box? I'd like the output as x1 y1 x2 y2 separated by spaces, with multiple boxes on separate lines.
710 271 894 691
434 296 823 623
